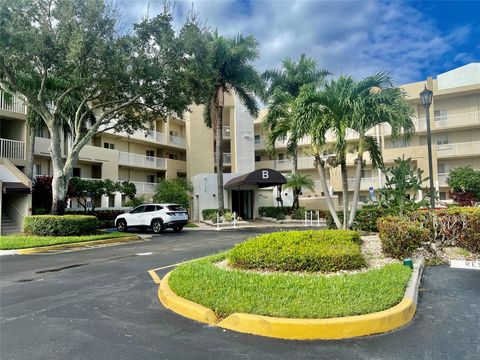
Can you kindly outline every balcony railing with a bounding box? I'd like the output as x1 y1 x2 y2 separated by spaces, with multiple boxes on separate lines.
297 156 316 170
347 177 376 190
438 173 449 187
301 180 332 197
131 181 156 195
169 135 186 147
118 151 166 169
0 138 25 160
0 91 27 115
436 141 480 157
433 111 480 129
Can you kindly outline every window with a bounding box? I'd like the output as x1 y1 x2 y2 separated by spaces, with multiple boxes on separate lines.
72 168 81 177
361 169 372 178
35 127 44 138
146 150 155 160
131 205 146 213
278 153 284 161
436 134 449 146
146 175 155 183
392 139 408 148
144 205 156 212
155 205 164 211
168 153 178 160
108 195 115 207
33 164 42 177
434 109 448 122
255 155 261 162
437 164 447 174
103 142 114 149
359 195 369 203
254 134 261 144
439 192 447 200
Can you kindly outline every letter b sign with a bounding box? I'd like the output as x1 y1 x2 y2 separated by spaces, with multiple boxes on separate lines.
262 170 269 179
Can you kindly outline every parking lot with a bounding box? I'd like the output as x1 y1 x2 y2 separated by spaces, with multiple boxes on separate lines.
1 228 479 360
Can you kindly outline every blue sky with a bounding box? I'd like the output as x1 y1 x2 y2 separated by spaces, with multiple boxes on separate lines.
115 0 480 85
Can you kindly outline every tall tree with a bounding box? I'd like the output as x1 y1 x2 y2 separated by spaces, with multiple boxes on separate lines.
0 0 211 214
291 73 414 229
262 54 328 210
202 32 263 212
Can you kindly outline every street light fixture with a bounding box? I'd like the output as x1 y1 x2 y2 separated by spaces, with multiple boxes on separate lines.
420 86 435 209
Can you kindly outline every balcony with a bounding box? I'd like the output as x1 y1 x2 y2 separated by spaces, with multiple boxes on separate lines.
301 180 332 197
131 181 156 195
297 156 316 170
118 151 166 170
436 141 480 158
433 111 480 129
169 134 186 148
438 173 449 187
0 91 27 115
101 126 186 148
347 177 376 191
255 159 291 171
0 138 25 160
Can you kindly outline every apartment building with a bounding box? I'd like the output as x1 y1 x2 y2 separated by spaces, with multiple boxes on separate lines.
1 63 479 231
253 63 480 209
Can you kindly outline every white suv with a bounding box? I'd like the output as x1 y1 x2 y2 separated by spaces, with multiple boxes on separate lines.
115 204 188 233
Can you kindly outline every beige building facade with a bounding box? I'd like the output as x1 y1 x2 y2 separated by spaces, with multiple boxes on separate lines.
1 63 479 232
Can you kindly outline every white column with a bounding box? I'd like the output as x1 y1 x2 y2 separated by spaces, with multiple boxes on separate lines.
101 195 109 208
114 192 123 207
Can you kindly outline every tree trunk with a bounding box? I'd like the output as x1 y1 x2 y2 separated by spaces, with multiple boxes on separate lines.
340 157 349 229
49 125 67 214
348 155 363 228
315 155 342 229
292 189 299 211
24 123 36 179
292 149 298 174
215 86 224 213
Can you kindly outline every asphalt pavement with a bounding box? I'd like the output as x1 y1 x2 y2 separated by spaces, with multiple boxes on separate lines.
1 227 479 360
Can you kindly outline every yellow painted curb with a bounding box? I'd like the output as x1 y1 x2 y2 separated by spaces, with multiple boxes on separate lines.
157 261 422 340
17 236 141 254
158 272 218 325
216 299 415 340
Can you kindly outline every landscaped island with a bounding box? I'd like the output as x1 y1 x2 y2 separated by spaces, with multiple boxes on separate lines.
167 230 412 319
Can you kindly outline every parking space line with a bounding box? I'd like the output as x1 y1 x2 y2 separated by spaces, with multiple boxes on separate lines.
147 260 194 284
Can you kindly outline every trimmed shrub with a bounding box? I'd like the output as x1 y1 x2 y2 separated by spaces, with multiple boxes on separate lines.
228 230 365 272
201 208 231 222
66 209 127 228
291 206 306 220
326 207 396 232
258 206 291 218
377 216 429 259
24 215 98 236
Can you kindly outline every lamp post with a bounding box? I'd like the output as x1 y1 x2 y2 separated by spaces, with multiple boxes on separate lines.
420 86 435 209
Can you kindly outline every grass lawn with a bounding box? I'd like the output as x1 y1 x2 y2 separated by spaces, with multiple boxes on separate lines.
0 232 133 250
169 253 412 319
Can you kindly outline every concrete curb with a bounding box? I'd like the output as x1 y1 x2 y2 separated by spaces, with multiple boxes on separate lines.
157 258 424 340
1 235 142 255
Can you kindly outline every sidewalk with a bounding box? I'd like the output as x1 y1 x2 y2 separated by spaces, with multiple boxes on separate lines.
188 219 326 231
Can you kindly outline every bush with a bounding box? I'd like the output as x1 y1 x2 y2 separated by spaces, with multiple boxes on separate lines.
228 230 365 272
24 215 98 236
258 206 291 218
291 206 306 220
65 209 127 228
124 196 145 208
326 207 395 232
410 208 480 253
153 178 191 209
377 216 429 259
201 208 231 222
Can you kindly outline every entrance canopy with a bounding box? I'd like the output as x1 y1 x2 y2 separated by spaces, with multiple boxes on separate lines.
224 168 287 189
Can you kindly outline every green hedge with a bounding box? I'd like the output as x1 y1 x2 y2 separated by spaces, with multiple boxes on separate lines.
258 206 291 219
377 216 429 259
228 230 365 272
201 208 231 222
24 215 98 236
326 207 396 232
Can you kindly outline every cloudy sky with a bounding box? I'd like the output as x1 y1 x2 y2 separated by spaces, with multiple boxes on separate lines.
114 0 480 85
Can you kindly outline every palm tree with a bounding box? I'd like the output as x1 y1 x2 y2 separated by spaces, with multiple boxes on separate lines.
283 172 315 211
291 73 414 229
203 32 263 212
262 54 329 173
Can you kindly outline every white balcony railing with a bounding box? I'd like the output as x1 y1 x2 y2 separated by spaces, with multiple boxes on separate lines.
297 156 316 170
0 138 25 160
223 126 231 138
118 151 166 169
301 180 332 197
434 111 480 129
169 135 186 147
131 181 156 195
0 91 27 114
347 177 376 190
436 141 480 157
438 173 449 187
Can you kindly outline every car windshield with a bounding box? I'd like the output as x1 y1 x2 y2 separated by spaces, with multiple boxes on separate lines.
167 205 185 212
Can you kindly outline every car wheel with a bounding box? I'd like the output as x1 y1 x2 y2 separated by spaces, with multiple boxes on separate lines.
173 226 183 233
116 219 127 232
152 219 164 234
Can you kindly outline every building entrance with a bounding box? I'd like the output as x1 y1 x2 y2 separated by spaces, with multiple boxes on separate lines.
231 190 254 219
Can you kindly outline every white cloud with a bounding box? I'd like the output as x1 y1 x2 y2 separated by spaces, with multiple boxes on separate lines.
115 0 472 84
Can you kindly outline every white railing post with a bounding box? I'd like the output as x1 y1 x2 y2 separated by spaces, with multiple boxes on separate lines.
316 210 320 227
216 212 220 230
304 210 308 226
310 210 313 226
233 211 236 228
